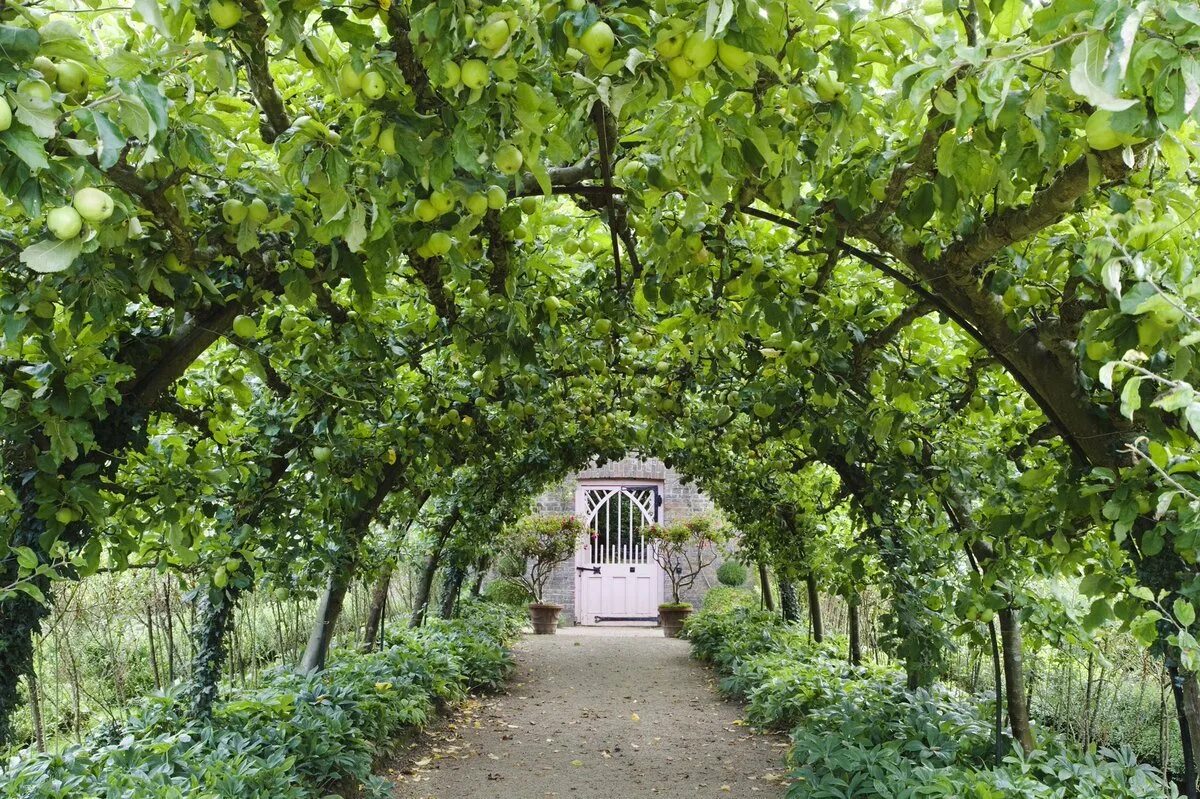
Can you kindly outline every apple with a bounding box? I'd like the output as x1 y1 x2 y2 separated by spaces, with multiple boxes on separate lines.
430 188 456 214
655 26 686 59
33 56 57 82
165 252 186 273
815 73 845 102
478 18 511 51
339 63 363 95
361 71 386 99
495 57 520 80
898 439 916 456
55 60 87 93
18 80 53 103
486 185 506 208
313 445 332 463
1084 110 1143 150
566 0 585 9
0 97 10 131
466 191 489 216
579 21 615 67
209 0 243 29
247 197 270 223
378 126 397 154
520 196 538 215
461 58 489 89
681 32 718 71
667 56 697 79
441 61 461 88
55 507 78 525
414 199 439 222
428 231 453 255
222 198 247 224
717 41 752 71
73 187 114 222
416 243 435 258
493 142 523 175
46 206 82 240
232 314 258 338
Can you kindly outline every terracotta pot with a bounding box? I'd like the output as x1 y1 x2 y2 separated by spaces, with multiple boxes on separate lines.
658 604 693 638
528 602 563 634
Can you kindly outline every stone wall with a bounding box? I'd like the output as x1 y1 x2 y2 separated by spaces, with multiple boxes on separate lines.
533 454 729 625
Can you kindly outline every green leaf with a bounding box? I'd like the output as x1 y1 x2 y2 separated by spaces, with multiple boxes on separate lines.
1175 598 1196 628
0 25 40 65
132 0 170 36
0 127 50 171
20 237 83 274
1069 32 1137 111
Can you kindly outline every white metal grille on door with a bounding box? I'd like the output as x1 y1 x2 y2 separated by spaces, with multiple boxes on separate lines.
575 484 663 625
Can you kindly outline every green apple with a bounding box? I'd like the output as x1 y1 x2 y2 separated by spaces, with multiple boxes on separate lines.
339 63 363 95
655 26 686 59
232 314 258 338
667 56 697 79
579 21 615 67
209 0 243 28
752 401 774 418
494 57 520 80
441 61 461 88
681 32 718 71
247 197 270 223
46 206 82 240
461 58 489 89
430 188 456 214
55 60 87 93
1085 110 1122 151
493 142 523 175
0 97 10 132
313 445 332 463
520 196 537 215
55 507 78 525
73 187 114 222
466 191 489 216
222 198 247 224
566 0 585 9
378 125 397 154
898 439 916 456
717 41 752 71
815 73 845 102
414 198 439 222
33 56 57 82
428 231 453 255
478 18 511 51
486 185 506 208
416 242 435 258
18 79 53 103
361 71 386 99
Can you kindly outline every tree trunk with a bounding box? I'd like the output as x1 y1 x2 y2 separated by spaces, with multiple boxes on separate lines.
26 665 45 752
410 507 461 628
439 561 468 619
359 565 394 653
299 569 352 673
988 616 1005 764
778 578 799 622
848 600 863 666
998 607 1035 753
470 555 490 597
758 562 774 611
806 576 824 643
1171 664 1200 799
188 587 238 719
146 606 161 690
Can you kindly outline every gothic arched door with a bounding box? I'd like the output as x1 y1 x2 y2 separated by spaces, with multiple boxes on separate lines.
574 482 664 625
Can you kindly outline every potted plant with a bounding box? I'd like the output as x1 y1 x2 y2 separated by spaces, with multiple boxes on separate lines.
646 516 726 637
508 514 584 634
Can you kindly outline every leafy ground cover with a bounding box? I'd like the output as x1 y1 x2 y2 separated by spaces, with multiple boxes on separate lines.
685 604 1178 799
0 601 523 799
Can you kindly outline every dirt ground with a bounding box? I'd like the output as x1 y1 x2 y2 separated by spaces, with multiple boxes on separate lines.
386 626 789 799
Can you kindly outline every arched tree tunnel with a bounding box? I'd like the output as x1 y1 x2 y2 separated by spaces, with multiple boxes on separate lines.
1 0 1198 796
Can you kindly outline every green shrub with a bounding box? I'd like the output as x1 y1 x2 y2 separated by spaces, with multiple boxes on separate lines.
700 586 756 613
683 604 1178 799
716 560 748 586
0 602 522 799
481 577 533 606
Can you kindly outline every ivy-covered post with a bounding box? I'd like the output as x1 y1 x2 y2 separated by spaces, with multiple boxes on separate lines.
188 586 238 719
778 578 799 622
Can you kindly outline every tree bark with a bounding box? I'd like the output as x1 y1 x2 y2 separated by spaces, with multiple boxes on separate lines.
470 555 490 597
848 600 863 666
439 561 468 619
1172 664 1200 799
806 576 824 643
26 665 45 752
359 565 394 653
988 616 1005 765
998 607 1035 753
188 587 238 719
778 578 799 622
758 562 775 611
410 507 461 628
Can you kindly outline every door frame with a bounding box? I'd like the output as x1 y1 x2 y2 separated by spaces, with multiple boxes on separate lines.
573 479 665 625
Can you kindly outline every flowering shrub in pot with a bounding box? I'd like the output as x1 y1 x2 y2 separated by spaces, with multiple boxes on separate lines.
646 516 726 637
507 514 584 634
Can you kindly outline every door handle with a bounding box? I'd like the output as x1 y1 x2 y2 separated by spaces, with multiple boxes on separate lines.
576 566 600 574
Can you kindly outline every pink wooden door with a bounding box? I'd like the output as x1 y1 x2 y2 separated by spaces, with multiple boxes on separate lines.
575 483 663 625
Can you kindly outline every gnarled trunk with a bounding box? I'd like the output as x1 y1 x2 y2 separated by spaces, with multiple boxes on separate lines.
299 569 352 673
778 578 799 622
359 565 394 653
439 561 467 619
848 600 863 666
806 576 824 643
998 607 1034 753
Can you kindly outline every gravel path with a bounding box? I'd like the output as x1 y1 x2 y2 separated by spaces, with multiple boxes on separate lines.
387 626 788 798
